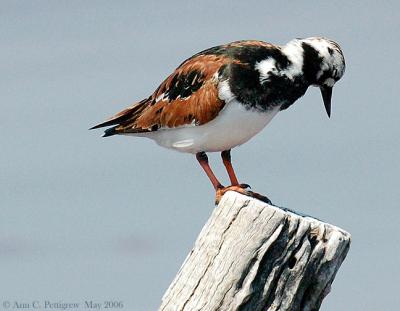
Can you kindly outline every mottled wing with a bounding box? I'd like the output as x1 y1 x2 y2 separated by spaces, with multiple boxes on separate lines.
91 40 276 136
91 54 231 136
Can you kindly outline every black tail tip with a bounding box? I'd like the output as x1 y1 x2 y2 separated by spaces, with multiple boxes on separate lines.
102 127 117 137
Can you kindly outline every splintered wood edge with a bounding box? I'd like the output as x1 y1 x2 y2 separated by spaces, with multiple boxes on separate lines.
220 191 351 239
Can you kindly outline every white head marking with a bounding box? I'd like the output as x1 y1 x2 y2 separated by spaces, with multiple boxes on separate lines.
255 39 305 83
281 39 304 79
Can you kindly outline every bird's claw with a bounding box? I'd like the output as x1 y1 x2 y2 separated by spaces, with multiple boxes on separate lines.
215 185 247 205
239 183 251 189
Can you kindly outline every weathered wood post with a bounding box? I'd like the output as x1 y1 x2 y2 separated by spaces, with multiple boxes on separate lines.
159 191 350 311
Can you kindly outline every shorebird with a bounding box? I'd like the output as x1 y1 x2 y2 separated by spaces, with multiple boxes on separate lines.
91 37 345 204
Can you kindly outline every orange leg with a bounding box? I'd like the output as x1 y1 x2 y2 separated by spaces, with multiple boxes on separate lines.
221 150 239 186
196 151 271 205
196 152 223 190
220 149 272 205
221 150 250 189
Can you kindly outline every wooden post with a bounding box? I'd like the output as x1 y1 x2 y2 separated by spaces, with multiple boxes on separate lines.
159 191 351 311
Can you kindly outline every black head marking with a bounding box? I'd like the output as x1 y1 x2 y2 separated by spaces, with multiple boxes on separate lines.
301 42 323 84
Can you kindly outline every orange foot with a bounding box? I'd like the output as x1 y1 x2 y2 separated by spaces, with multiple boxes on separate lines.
215 185 271 205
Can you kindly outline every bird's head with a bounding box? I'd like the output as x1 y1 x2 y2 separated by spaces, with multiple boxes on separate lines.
298 37 345 117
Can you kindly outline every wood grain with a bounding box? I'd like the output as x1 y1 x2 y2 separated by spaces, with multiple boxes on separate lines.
159 191 350 311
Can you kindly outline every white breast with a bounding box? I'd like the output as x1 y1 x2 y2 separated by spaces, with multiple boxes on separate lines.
132 100 280 154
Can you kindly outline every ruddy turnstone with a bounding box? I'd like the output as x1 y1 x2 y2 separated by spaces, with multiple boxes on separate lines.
91 37 345 204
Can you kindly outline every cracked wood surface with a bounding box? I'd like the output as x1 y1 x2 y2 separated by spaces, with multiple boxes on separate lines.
159 191 351 311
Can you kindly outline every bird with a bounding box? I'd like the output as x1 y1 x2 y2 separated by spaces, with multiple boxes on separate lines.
90 37 345 204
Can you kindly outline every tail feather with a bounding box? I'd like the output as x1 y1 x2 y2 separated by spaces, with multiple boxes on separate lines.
102 126 118 137
89 118 122 130
89 99 148 135
89 106 136 130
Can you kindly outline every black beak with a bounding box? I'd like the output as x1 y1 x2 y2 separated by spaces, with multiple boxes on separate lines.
320 86 333 118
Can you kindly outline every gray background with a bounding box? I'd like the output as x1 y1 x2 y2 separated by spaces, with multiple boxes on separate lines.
1 1 399 310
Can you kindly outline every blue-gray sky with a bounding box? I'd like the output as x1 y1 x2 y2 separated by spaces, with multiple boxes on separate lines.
1 1 399 310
